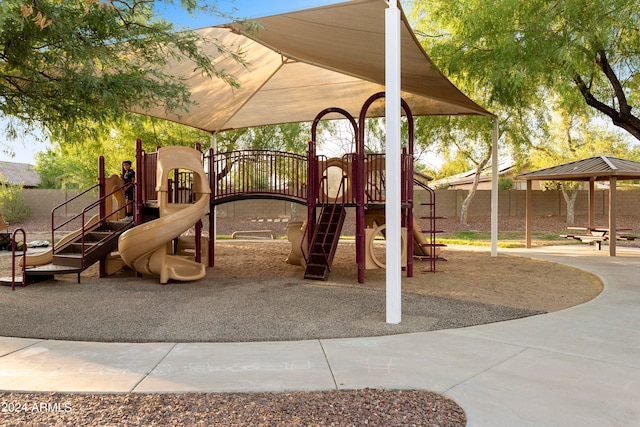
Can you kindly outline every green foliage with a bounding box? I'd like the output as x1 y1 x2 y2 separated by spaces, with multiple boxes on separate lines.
415 115 494 179
498 177 514 190
0 174 31 223
215 123 322 155
410 0 640 141
0 0 243 144
35 114 210 189
408 0 640 182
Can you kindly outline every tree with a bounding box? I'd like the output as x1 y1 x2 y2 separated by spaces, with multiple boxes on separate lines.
410 0 640 141
215 123 314 155
1 0 244 154
409 0 640 225
36 114 210 189
415 115 494 224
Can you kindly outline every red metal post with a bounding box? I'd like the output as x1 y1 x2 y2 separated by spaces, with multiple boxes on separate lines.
208 148 216 267
98 156 106 278
135 139 144 225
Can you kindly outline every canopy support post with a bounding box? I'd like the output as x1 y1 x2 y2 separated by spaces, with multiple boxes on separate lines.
385 0 401 324
609 176 617 257
491 118 499 257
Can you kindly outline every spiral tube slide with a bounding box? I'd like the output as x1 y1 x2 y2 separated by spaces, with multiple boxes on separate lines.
118 146 211 284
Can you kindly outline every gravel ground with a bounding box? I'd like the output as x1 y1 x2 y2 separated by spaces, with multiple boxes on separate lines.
0 390 465 426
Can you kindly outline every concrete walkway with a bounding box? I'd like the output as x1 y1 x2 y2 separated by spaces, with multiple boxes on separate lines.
1 245 639 426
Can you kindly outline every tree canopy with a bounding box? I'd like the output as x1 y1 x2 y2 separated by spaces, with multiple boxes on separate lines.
35 113 210 189
411 0 640 140
0 0 243 145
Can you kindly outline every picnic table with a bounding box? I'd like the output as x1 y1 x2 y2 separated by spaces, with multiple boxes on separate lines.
562 226 636 250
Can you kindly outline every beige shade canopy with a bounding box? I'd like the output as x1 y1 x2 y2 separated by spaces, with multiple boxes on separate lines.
135 0 490 132
515 156 640 256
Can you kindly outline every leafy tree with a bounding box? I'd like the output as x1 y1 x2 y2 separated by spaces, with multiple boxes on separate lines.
410 0 640 141
497 177 514 191
409 0 640 225
414 115 495 224
1 0 244 155
215 123 314 155
35 114 210 189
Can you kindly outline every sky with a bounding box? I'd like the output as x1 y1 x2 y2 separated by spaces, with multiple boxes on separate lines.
1 1 346 165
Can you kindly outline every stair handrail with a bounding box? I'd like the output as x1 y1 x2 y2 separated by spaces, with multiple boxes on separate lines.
50 183 100 248
300 156 348 266
10 228 27 290
312 174 348 270
412 177 442 271
51 184 132 267
75 185 134 269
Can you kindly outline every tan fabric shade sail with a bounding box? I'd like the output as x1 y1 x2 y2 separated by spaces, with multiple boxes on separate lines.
136 0 490 132
515 156 640 256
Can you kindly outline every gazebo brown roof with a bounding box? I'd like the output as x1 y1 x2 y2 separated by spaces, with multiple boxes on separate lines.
515 156 640 256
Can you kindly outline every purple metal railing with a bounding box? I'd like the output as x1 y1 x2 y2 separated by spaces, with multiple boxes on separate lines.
207 150 308 203
142 150 158 204
50 183 132 269
312 177 348 270
50 183 100 247
10 228 27 290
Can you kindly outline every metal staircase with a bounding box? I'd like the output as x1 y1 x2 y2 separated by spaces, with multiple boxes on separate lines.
25 219 134 283
414 178 447 272
52 220 133 269
304 204 346 280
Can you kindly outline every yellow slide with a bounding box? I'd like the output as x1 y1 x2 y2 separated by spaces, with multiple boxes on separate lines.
118 146 211 284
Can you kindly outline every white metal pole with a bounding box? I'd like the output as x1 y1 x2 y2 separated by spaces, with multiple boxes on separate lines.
385 0 401 324
491 118 498 257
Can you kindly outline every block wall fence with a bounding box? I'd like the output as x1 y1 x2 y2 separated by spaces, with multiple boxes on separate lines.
20 188 640 219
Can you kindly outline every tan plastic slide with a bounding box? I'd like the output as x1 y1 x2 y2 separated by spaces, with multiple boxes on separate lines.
118 146 211 284
364 208 433 256
20 214 100 267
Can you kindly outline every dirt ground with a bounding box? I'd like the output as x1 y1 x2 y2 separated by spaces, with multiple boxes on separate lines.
207 239 602 313
1 214 604 314
0 217 608 312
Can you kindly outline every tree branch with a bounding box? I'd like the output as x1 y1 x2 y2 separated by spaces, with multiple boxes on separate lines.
596 50 631 116
573 73 640 141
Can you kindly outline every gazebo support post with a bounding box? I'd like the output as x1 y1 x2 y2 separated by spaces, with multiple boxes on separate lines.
609 176 617 257
588 178 595 228
526 180 532 248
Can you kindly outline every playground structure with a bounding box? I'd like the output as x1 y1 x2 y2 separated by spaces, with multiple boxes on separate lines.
6 93 445 287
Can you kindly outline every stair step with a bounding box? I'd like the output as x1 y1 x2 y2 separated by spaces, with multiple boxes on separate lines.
419 243 447 248
308 254 327 264
303 263 329 280
53 253 84 268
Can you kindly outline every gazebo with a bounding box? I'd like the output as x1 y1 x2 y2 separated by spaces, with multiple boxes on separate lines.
515 156 640 256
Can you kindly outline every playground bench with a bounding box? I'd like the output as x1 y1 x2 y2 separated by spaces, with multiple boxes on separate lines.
231 230 276 240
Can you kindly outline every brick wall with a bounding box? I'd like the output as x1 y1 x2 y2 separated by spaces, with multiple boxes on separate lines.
22 189 99 217
21 188 640 219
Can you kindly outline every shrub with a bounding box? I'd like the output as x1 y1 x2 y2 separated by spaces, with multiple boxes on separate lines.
0 175 32 223
498 177 514 190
